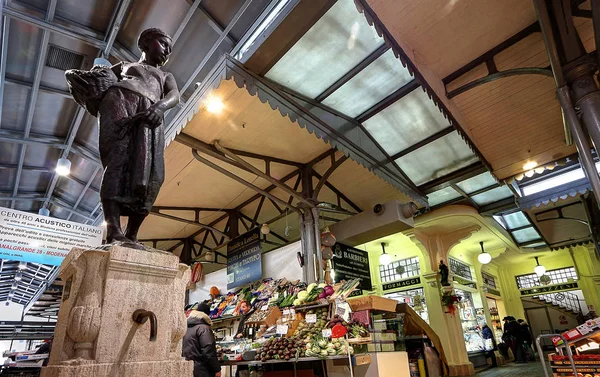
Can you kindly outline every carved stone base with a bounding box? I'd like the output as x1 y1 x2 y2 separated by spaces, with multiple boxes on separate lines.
41 246 192 377
41 360 192 377
448 362 475 376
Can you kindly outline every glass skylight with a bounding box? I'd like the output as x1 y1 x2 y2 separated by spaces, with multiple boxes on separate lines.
265 0 384 98
427 186 462 207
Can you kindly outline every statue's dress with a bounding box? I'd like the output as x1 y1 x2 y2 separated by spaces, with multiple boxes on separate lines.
97 62 171 216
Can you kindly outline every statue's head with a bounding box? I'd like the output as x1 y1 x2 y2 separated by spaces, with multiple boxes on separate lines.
138 28 172 66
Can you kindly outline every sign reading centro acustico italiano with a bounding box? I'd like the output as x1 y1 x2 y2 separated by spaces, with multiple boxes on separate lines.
0 207 103 266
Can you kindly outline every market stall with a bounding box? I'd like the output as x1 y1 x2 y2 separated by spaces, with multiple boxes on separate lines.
543 317 600 377
187 277 447 377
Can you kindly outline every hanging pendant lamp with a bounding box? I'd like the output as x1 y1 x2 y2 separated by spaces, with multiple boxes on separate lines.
478 241 492 264
534 256 546 276
379 242 391 266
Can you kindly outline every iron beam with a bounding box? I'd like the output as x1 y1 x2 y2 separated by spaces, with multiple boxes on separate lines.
312 155 348 199
197 4 237 45
356 79 419 123
443 22 540 85
172 0 203 44
0 13 9 127
66 165 101 221
390 126 454 160
11 0 57 209
5 76 71 98
419 162 488 194
315 43 389 102
180 0 252 94
149 208 229 239
191 149 301 213
214 140 313 207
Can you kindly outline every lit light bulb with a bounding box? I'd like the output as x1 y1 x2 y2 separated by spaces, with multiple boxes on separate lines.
101 221 108 227
14 271 22 281
18 262 27 270
523 161 537 171
205 95 225 114
478 252 492 264
534 264 546 277
55 158 71 176
379 252 391 266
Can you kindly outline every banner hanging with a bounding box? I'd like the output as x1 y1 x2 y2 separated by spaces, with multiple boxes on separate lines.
0 207 103 266
227 228 262 290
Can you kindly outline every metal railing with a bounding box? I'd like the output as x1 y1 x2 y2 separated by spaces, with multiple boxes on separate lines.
536 334 577 377
533 291 582 314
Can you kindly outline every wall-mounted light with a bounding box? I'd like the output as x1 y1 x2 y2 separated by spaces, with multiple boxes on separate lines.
55 158 71 176
534 256 546 277
379 242 391 266
478 241 492 264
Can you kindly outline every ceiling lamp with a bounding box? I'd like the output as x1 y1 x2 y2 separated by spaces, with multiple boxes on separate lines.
101 220 108 227
478 241 492 264
14 271 22 281
379 243 391 266
534 256 546 277
18 262 27 270
523 161 537 170
38 207 50 216
11 281 18 290
260 223 270 235
55 157 71 176
205 95 225 114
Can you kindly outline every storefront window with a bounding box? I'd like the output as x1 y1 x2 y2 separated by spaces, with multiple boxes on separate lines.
379 256 420 283
487 297 503 344
449 258 473 281
455 289 486 353
385 287 429 323
481 272 497 289
515 267 578 289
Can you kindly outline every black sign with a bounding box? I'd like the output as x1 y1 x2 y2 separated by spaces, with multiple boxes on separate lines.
332 243 372 291
382 276 421 291
486 287 501 297
520 282 578 296
227 228 262 290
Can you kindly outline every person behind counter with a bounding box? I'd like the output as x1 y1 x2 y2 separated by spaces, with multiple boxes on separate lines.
183 303 221 377
235 300 254 339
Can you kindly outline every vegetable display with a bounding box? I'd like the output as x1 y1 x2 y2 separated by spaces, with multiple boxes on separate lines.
256 337 306 362
304 335 354 357
293 307 329 342
328 315 370 338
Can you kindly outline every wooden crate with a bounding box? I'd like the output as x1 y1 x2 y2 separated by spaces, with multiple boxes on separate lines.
246 306 282 327
347 296 397 312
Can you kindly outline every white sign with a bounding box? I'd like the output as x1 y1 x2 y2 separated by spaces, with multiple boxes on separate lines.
322 329 332 338
306 314 317 323
261 305 269 311
276 325 288 335
0 207 103 266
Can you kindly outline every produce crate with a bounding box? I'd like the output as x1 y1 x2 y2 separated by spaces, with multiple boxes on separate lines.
246 306 282 327
347 296 397 312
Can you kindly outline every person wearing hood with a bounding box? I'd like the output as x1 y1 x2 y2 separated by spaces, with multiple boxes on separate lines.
183 303 221 377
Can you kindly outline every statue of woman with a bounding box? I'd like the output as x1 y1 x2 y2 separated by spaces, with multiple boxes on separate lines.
65 28 180 247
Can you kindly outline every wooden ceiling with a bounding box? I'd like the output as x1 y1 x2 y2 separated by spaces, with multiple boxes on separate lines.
364 0 591 179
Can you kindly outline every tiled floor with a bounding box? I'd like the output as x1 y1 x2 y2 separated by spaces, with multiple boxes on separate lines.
475 362 549 377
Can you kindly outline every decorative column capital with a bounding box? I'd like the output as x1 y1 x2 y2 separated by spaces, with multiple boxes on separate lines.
413 225 481 270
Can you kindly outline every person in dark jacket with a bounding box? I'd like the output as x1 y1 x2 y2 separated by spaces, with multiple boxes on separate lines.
518 319 534 360
481 325 497 367
235 300 253 338
183 303 221 377
503 316 526 363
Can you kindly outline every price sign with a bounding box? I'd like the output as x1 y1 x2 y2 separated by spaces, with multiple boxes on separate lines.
283 309 290 316
261 305 269 311
322 329 332 338
290 309 295 317
273 293 279 300
276 325 289 335
306 314 317 323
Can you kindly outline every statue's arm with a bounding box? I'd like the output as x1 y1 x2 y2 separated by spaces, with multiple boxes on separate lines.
143 73 180 128
160 73 180 111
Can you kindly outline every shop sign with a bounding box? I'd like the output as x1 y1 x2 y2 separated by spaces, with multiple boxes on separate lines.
486 287 501 297
332 243 372 291
519 282 579 296
0 207 103 266
227 228 262 290
382 276 421 291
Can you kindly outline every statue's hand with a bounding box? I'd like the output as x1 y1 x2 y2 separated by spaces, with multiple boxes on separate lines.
142 103 165 129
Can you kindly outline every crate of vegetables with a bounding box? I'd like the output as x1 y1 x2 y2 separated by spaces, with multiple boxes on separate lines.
246 306 282 327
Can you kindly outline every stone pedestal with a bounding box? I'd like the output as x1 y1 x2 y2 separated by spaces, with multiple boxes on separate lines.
41 246 193 377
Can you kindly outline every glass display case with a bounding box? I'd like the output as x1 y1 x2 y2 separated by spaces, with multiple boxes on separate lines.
369 312 407 353
455 289 485 352
385 287 429 324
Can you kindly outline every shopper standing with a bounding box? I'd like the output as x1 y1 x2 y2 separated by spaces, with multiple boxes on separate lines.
503 316 526 363
183 303 221 377
518 319 534 360
481 324 497 367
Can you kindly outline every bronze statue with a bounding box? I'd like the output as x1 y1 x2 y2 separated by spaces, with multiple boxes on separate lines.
65 28 180 247
439 259 450 286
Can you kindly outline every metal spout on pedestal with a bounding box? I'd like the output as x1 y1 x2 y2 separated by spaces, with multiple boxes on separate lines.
132 309 157 341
